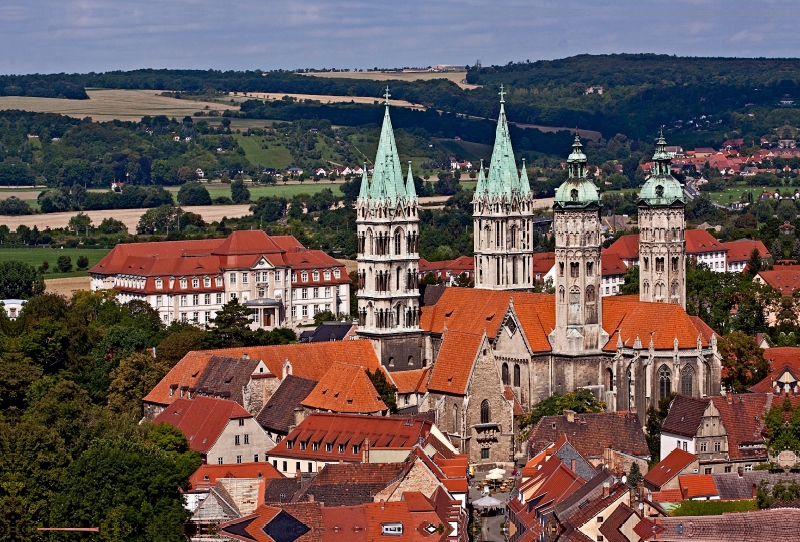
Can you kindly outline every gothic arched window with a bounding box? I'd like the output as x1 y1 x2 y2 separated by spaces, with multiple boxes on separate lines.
453 404 459 433
607 368 614 392
480 400 491 424
558 286 565 303
681 365 694 396
502 363 509 385
672 256 679 272
659 365 672 399
514 364 521 387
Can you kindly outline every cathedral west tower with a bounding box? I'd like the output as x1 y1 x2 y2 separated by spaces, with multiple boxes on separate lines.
473 86 535 290
638 132 686 308
550 135 608 354
356 89 425 368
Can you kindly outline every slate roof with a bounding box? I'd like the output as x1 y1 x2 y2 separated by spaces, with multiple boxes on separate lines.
291 463 407 506
426 330 484 395
263 478 302 504
300 362 387 414
152 396 251 454
661 395 710 438
221 502 325 542
190 462 284 491
194 355 261 405
560 482 629 539
598 503 638 542
644 448 698 490
528 411 649 460
712 471 800 500
268 413 435 463
256 376 319 435
648 507 800 541
299 321 356 343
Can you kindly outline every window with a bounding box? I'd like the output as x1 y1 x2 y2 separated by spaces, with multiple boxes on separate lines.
235 435 240 446
308 462 313 473
216 293 223 304
724 466 732 473
659 365 672 399
338 444 345 453
704 468 712 474
238 418 245 427
276 271 282 282
244 434 250 445
324 271 331 281
282 461 287 472
302 306 308 317
236 455 242 464
204 294 211 305
216 276 223 287
218 457 223 465
656 257 665 272
672 257 679 272
683 442 688 451
193 312 198 322
156 296 162 307
502 363 509 385
301 272 308 282
300 441 306 450
302 288 308 299
192 294 199 306
180 278 188 288
324 287 331 297
313 271 320 281
480 400 490 424
292 273 298 282
334 269 340 279
570 262 579 278
204 277 211 287
180 295 187 306
254 454 259 462
714 441 721 452
586 262 593 276
481 448 490 459
326 443 332 452
156 278 163 289
382 523 403 536
313 287 319 298
597 517 604 524
681 365 694 396
352 444 359 454
312 442 319 451
229 273 236 284
286 440 293 450
291 306 297 318
745 464 753 472
242 273 248 284
192 277 199 288
700 442 707 452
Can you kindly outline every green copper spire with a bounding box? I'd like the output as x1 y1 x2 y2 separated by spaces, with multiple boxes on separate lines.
519 158 531 195
640 130 684 206
358 162 370 201
485 85 520 199
368 91 406 204
405 161 416 200
475 160 486 194
554 134 600 208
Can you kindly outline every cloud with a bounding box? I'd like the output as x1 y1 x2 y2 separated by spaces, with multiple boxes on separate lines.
0 0 797 74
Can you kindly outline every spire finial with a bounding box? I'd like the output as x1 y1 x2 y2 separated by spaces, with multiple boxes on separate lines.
660 125 664 138
498 84 506 104
383 86 391 106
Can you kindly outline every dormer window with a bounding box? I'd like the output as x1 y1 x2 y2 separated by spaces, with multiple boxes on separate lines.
381 523 403 536
312 271 320 281
180 278 188 289
155 279 163 289
301 272 308 282
656 185 664 198
204 277 211 287
192 278 199 288
292 273 298 283
216 276 223 287
570 188 578 202
324 271 331 281
334 269 340 279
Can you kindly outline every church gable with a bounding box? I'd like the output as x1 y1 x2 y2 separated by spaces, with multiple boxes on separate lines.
494 306 534 358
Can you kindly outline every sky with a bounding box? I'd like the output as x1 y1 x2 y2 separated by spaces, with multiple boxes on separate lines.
0 0 795 75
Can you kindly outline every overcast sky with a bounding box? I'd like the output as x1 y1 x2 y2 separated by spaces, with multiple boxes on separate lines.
0 0 794 75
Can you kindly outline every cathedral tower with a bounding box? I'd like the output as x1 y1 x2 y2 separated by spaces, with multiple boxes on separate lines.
550 135 608 354
356 89 421 340
472 86 535 290
638 131 686 307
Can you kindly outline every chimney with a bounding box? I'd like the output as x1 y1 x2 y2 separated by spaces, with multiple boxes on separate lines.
380 499 385 511
602 482 610 498
737 467 744 478
563 410 575 423
308 494 314 503
571 459 577 473
726 393 733 404
242 353 250 360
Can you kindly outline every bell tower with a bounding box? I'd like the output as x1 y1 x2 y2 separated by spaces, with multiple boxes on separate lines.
472 86 535 290
550 135 608 354
638 131 686 308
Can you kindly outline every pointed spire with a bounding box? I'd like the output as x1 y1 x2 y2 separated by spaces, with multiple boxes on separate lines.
651 127 672 176
519 158 531 195
485 88 519 199
405 161 416 200
567 134 588 179
358 163 369 201
369 93 405 205
475 159 486 193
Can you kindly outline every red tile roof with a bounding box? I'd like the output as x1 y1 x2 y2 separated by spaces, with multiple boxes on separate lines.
661 395 710 438
722 239 770 263
268 413 435 462
426 330 484 395
649 488 683 503
605 235 639 260
644 448 698 489
603 296 709 351
152 396 250 454
504 386 524 416
419 256 474 275
685 229 726 255
143 351 213 406
532 252 556 278
750 347 800 393
189 461 284 491
688 316 717 344
601 253 628 277
386 368 430 395
221 502 325 542
301 362 387 414
677 474 718 499
757 265 800 296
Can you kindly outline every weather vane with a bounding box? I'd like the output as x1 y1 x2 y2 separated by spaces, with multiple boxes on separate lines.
499 84 506 104
384 86 391 106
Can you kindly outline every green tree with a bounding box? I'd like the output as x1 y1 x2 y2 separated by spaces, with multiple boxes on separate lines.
313 310 336 325
155 328 203 366
68 211 92 236
628 461 644 486
77 255 89 270
717 331 770 393
177 182 212 206
366 368 398 414
619 265 640 295
98 217 128 234
518 389 605 439
645 393 675 464
107 353 171 417
0 261 44 298
56 255 73 273
746 247 763 276
136 204 181 234
202 298 255 348
231 178 251 203
763 396 800 456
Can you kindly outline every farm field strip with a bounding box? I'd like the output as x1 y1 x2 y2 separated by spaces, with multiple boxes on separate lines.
0 247 110 278
300 70 480 90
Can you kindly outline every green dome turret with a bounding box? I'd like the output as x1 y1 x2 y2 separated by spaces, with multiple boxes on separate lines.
639 130 684 207
554 134 600 209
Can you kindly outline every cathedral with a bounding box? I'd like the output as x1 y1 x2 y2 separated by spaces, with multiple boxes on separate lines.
356 89 722 467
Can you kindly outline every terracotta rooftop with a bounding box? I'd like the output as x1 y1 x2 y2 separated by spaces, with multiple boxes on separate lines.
292 462 406 507
268 413 435 463
221 502 325 542
598 503 638 542
750 347 800 393
256 375 319 435
385 368 430 395
649 488 684 503
757 265 800 296
601 252 628 277
605 235 639 260
644 448 698 490
678 474 718 499
528 411 649 460
722 239 770 263
143 351 213 407
300 362 387 414
151 396 251 454
426 330 484 395
504 386 524 416
685 229 727 255
189 461 283 491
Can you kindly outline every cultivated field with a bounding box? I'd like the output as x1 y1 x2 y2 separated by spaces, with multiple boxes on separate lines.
45 276 92 295
301 70 480 90
231 92 425 109
162 183 346 200
0 89 237 122
0 247 110 278
0 204 252 232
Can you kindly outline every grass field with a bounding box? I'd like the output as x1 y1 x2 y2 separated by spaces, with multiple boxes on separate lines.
164 183 345 199
300 70 479 90
704 185 783 205
0 247 110 278
234 134 294 169
0 89 237 122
